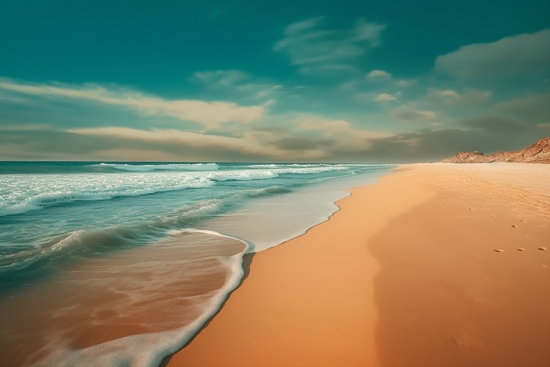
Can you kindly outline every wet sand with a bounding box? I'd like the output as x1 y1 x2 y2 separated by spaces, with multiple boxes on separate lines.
168 163 550 367
0 231 247 367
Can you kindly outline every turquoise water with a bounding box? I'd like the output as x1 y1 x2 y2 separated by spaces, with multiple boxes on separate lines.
0 161 393 366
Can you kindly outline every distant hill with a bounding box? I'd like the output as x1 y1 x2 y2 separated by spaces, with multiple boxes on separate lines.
442 137 550 164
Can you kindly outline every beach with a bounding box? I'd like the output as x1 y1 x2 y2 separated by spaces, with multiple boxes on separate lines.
0 162 393 366
168 163 550 367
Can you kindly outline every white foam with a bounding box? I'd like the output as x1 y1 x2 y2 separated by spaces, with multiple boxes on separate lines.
96 163 220 172
0 165 352 216
0 173 214 216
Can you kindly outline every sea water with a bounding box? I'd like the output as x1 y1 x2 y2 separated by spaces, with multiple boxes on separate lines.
0 162 393 366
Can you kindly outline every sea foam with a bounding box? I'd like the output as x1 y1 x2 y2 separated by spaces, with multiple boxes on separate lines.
96 163 220 172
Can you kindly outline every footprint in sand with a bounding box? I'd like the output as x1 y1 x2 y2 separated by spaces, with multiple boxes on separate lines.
494 249 505 253
517 248 525 251
538 247 546 251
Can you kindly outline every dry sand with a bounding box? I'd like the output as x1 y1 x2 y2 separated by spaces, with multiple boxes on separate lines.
167 163 549 367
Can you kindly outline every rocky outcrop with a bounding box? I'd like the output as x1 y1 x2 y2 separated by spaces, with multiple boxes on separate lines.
443 137 550 164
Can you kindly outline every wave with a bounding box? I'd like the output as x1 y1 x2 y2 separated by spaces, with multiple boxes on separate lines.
95 163 220 172
0 175 214 217
0 165 353 217
0 185 288 274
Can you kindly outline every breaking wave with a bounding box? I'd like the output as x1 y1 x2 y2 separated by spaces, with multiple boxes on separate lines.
0 166 351 216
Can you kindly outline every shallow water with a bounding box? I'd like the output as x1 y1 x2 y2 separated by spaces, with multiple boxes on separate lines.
0 162 393 366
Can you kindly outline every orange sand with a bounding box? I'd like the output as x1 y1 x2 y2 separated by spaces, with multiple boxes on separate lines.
167 163 550 367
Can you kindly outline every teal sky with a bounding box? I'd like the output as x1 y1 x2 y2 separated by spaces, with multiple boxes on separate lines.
1 0 549 162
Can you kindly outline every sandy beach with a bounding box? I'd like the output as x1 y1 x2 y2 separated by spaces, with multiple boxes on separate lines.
167 163 550 367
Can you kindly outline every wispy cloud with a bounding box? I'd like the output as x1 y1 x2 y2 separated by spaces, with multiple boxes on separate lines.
192 70 249 87
0 78 266 129
191 70 283 100
274 17 386 75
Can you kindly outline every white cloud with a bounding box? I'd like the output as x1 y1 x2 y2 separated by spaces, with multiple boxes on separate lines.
274 17 386 75
0 79 265 128
434 29 550 78
391 106 436 121
374 93 397 102
367 70 392 78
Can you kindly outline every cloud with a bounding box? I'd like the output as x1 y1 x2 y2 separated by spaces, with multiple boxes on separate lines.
367 70 392 78
0 79 265 129
192 70 249 87
391 106 436 121
329 118 548 162
66 114 393 161
374 93 397 102
274 17 386 75
67 126 333 160
0 126 290 161
458 116 528 133
434 29 550 79
428 89 491 106
2 116 546 163
297 116 392 144
435 90 459 97
491 93 550 123
272 137 335 151
299 63 360 76
352 19 386 46
355 91 401 103
191 70 283 100
394 79 417 87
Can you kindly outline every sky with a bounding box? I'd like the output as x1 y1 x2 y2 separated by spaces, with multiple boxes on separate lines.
0 0 549 162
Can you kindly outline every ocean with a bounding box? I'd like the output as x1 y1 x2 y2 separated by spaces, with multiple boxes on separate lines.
0 161 393 367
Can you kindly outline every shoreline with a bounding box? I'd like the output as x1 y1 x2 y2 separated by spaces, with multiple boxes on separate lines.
0 166 393 367
167 163 550 367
